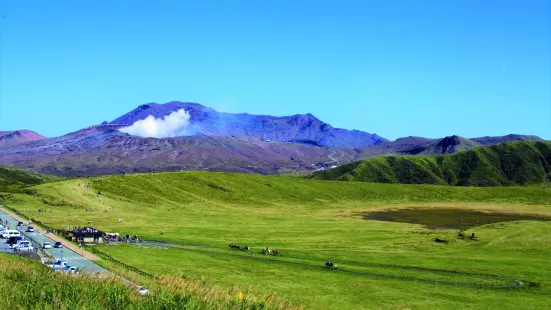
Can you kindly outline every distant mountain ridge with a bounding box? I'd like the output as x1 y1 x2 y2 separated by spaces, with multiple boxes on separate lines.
0 130 45 148
110 101 388 149
355 134 542 159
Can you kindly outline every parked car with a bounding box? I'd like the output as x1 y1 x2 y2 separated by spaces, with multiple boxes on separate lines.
26 226 35 232
42 242 52 249
54 241 63 248
138 286 149 296
13 241 33 252
6 236 25 246
48 259 71 270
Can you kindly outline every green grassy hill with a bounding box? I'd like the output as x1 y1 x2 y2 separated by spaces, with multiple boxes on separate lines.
4 171 551 309
312 141 551 186
0 166 61 193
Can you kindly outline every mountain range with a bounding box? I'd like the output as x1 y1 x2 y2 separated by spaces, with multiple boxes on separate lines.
109 101 387 148
0 101 545 177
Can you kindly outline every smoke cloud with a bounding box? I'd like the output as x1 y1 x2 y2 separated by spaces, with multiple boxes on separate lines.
119 109 191 138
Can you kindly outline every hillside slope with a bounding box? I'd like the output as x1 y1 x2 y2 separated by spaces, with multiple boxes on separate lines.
312 141 551 186
0 166 52 188
110 101 388 148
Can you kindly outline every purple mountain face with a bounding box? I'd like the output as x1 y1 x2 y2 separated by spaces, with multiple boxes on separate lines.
0 126 356 177
110 101 388 149
0 130 46 148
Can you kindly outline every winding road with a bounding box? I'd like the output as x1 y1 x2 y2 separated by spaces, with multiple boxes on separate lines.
324 148 345 165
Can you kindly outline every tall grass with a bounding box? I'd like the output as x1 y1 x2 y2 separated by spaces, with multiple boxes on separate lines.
0 254 300 309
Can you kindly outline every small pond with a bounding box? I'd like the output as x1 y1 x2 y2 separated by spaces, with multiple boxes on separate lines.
363 208 551 229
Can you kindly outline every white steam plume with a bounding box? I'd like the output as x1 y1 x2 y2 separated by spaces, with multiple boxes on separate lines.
119 109 191 138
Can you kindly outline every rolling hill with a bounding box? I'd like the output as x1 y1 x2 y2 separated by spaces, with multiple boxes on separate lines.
0 166 52 188
312 141 551 186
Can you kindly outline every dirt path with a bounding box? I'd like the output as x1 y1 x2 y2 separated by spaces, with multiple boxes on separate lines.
324 149 345 164
1 207 100 261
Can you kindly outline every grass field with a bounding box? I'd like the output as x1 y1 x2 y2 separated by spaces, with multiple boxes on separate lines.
4 171 551 309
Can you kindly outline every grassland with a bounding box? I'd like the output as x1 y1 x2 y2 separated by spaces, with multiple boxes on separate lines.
0 253 295 309
312 141 551 186
4 172 551 309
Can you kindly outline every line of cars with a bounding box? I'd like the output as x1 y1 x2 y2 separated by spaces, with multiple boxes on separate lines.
1 222 62 252
0 223 34 252
1 222 77 273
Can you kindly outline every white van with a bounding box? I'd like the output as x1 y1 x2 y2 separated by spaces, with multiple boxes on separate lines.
1 230 21 238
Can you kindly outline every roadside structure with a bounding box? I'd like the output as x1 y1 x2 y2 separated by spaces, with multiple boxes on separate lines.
72 227 104 244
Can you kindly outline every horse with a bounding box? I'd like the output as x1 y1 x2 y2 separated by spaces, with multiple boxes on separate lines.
325 261 338 270
272 249 280 256
262 248 271 255
240 246 249 251
229 243 240 250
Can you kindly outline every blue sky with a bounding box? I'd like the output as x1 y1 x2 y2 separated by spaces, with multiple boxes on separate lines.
1 0 550 140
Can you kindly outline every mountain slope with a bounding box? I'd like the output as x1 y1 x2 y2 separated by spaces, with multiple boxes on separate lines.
0 125 356 177
0 130 46 148
110 101 388 148
312 141 551 186
0 166 59 193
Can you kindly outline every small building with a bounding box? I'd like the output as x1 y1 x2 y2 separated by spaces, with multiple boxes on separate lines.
72 227 104 244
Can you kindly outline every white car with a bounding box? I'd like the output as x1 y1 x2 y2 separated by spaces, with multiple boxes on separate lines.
13 241 33 252
138 286 149 296
42 242 52 249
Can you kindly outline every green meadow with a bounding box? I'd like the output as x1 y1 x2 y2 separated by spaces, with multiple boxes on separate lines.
5 171 551 309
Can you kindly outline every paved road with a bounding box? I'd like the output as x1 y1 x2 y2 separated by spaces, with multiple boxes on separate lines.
0 237 14 254
0 208 107 273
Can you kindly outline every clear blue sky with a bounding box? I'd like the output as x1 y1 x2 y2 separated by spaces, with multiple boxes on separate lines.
1 0 550 140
